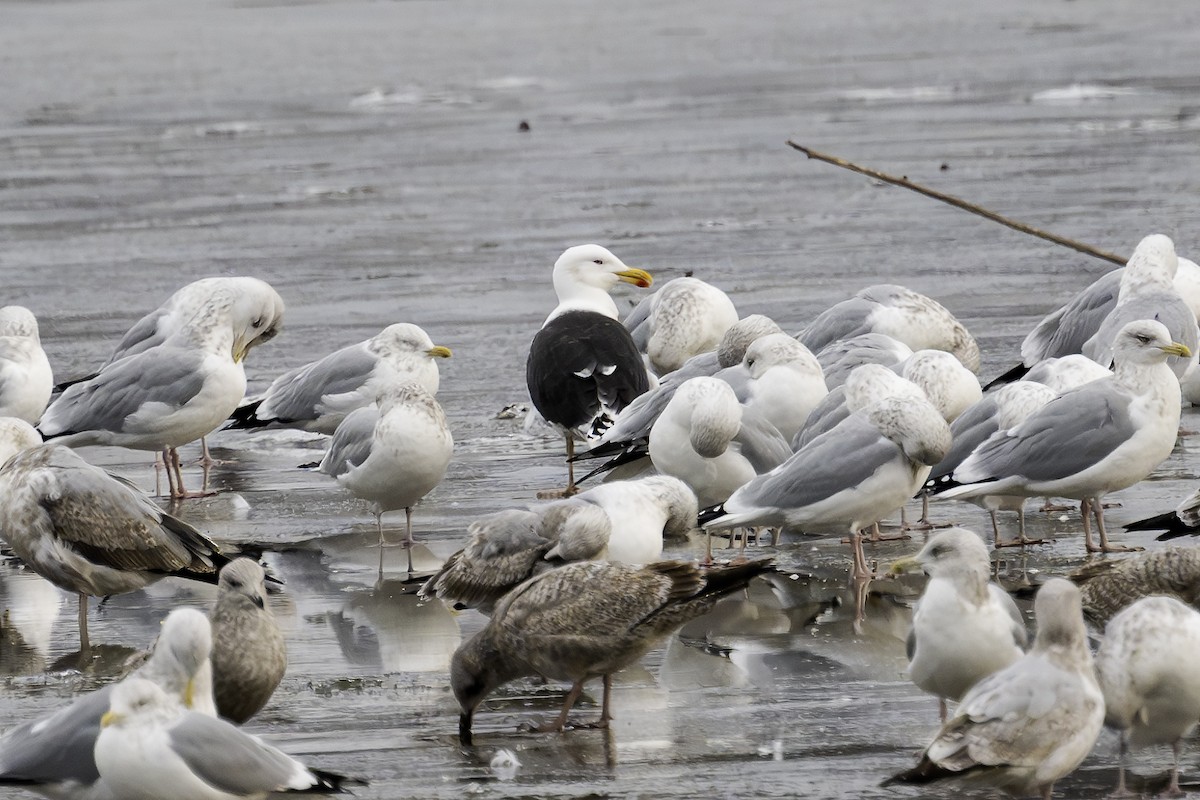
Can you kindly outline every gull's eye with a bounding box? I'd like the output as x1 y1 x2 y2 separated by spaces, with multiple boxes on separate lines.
593 259 604 265
252 317 265 328
1135 334 1151 344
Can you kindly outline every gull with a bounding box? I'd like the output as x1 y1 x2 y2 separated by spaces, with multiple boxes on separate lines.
1073 546 1200 628
1124 486 1200 540
886 578 1104 799
0 442 228 651
95 678 355 799
797 284 980 373
38 285 278 498
1095 595 1200 796
0 306 53 424
792 362 925 451
815 332 912 389
0 607 216 799
318 381 453 573
704 394 952 580
210 558 287 724
890 529 1027 721
624 275 738 375
899 349 981 424
734 333 827 442
227 323 450 433
451 557 774 745
525 244 653 496
938 320 1189 553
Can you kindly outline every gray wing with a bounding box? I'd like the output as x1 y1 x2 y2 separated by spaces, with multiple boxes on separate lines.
733 409 793 473
792 385 849 450
318 406 377 478
713 364 751 402
597 352 721 444
107 309 171 363
1021 269 1120 365
166 714 309 795
817 333 911 389
797 297 875 352
989 583 1028 649
0 686 112 784
954 383 1135 485
257 342 379 422
738 418 902 511
623 292 656 350
928 394 1002 482
41 348 206 436
1083 292 1199 376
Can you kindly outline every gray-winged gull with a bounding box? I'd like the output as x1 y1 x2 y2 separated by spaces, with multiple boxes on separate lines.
815 332 913 389
525 245 653 495
705 394 951 580
938 319 1189 553
797 284 980 373
793 362 925 450
451 557 774 745
0 306 53 424
736 333 827 442
0 607 216 798
95 678 354 799
318 381 453 573
886 578 1104 798
210 558 287 724
0 442 228 651
227 323 450 433
1095 595 1200 796
890 529 1027 721
624 275 738 375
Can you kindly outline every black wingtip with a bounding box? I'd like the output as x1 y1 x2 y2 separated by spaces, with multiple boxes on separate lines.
922 472 963 498
225 399 267 430
982 362 1030 391
308 767 367 793
696 503 725 526
1122 510 1193 537
574 444 649 485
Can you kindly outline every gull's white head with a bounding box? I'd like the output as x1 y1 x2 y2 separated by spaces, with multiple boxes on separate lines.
0 417 41 466
742 334 822 380
549 244 653 320
717 315 784 368
0 306 40 340
1120 234 1178 298
101 678 177 730
1112 318 1190 367
138 607 214 713
865 394 952 467
668 377 741 458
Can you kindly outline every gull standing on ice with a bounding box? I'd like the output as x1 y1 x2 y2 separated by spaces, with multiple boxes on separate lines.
0 306 53 424
210 558 287 724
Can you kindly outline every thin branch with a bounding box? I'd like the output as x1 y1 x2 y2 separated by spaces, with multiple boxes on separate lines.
785 141 1128 267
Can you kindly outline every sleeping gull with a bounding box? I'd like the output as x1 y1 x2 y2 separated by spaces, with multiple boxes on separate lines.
95 678 354 799
1020 353 1111 393
0 416 41 465
318 381 453 573
210 558 287 724
624 276 738 375
38 286 276 498
793 362 925 450
890 529 1026 721
886 578 1104 799
735 333 827 442
815 332 912 389
0 306 53 424
1095 595 1200 796
1081 234 1199 378
1073 546 1200 628
0 607 217 798
227 323 450 433
938 319 1189 553
900 349 981 424
0 442 228 652
797 284 980 373
451 557 774 745
647 376 791 507
526 245 653 496
704 394 951 580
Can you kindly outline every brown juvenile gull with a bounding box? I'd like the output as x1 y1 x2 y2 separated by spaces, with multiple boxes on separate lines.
886 578 1104 799
227 323 450 434
937 319 1190 553
318 381 453 573
1073 546 1200 628
38 285 283 498
0 607 217 799
451 557 774 745
1095 595 1200 796
0 306 53 424
525 244 653 496
95 678 355 799
890 529 1026 722
210 558 287 724
0 442 228 652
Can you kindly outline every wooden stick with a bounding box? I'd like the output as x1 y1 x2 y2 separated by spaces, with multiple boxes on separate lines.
785 142 1129 267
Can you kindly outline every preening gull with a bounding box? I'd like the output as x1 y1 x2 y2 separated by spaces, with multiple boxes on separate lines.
1095 596 1200 796
624 276 738 375
1124 485 1200 540
451 557 774 745
0 306 53 424
735 333 827 442
1020 353 1111 394
938 320 1189 553
1074 546 1200 628
1081 234 1199 379
0 607 216 798
227 323 450 433
792 362 925 450
526 245 653 495
95 678 355 799
0 442 228 651
38 286 276 498
890 529 1026 721
886 578 1104 799
815 332 912 389
921 381 1057 546
647 376 791 507
318 381 453 573
900 349 981 424
797 284 980 373
421 476 698 611
705 394 951 580
210 558 287 724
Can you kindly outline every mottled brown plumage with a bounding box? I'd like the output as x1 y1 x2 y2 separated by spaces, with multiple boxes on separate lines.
210 559 287 724
451 557 774 745
1074 546 1200 628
